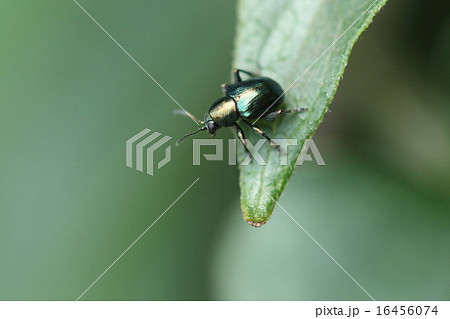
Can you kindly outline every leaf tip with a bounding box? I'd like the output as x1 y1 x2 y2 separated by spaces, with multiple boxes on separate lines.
246 220 266 228
241 204 272 228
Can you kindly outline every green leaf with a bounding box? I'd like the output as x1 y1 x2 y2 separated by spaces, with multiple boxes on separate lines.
234 0 388 227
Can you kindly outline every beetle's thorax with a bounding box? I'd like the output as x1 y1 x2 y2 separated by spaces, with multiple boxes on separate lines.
207 96 238 127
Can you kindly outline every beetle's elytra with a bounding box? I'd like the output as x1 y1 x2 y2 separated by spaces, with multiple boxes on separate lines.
176 69 307 155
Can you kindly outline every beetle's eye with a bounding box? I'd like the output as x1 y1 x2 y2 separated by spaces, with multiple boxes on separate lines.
207 121 216 134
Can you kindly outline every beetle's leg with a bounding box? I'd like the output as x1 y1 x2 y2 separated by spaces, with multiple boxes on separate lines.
221 83 227 95
234 123 251 157
285 107 308 114
263 109 284 120
233 69 255 83
263 107 308 120
242 120 282 152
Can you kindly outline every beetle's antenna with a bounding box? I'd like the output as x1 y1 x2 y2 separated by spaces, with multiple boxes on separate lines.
173 109 204 125
176 126 207 145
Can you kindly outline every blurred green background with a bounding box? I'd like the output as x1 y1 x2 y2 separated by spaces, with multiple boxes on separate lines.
0 0 449 300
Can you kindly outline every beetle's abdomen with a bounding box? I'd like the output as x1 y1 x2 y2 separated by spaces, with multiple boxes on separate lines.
226 77 284 120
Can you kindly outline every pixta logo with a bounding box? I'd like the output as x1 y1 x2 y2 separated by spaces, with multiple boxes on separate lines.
126 128 325 176
192 138 325 166
126 129 172 176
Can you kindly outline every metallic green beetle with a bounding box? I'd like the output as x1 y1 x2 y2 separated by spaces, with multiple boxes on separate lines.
176 69 307 155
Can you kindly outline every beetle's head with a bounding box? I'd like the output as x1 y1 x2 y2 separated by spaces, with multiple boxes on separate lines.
203 114 221 137
175 111 220 146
